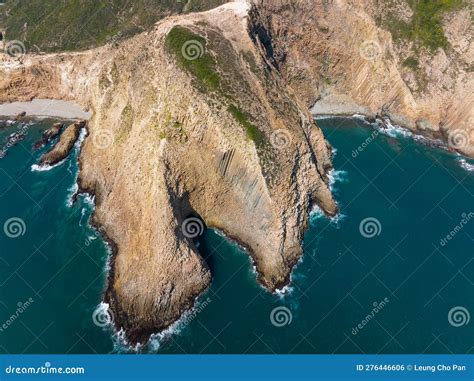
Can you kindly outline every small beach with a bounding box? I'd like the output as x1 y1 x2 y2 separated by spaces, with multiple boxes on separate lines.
0 99 91 120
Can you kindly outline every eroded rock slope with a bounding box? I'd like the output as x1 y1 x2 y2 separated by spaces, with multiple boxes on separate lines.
0 1 336 344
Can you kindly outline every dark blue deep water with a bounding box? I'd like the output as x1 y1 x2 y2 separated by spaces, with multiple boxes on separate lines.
0 117 472 354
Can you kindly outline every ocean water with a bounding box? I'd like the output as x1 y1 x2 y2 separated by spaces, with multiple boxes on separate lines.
0 117 472 354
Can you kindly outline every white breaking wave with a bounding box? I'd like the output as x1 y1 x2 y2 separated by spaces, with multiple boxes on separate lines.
31 158 66 172
352 114 371 124
275 285 294 297
66 183 79 207
31 127 87 173
458 158 474 172
327 169 348 190
376 118 413 139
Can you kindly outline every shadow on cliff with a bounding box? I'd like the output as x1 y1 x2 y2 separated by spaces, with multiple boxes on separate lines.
175 194 215 273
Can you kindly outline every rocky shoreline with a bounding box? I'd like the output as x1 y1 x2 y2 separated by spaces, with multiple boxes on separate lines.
0 0 472 348
313 110 465 159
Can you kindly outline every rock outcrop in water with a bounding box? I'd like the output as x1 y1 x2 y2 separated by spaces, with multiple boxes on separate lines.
0 1 336 344
34 122 64 150
39 121 84 166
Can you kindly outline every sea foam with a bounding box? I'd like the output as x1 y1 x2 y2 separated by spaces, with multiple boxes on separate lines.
458 158 474 172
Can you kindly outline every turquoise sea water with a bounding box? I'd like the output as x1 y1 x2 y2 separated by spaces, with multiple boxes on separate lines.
0 117 472 354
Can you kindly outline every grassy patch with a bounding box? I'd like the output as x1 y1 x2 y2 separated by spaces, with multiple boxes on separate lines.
1 0 227 52
382 0 465 51
409 0 463 50
227 104 265 146
165 26 220 92
117 103 134 142
403 56 419 70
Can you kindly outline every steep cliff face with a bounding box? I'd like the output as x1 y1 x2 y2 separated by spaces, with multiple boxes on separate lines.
250 0 474 156
0 1 336 344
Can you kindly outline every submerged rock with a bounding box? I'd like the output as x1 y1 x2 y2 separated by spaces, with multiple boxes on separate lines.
33 122 64 150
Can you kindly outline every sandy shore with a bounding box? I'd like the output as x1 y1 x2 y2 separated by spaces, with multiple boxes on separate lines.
310 94 376 119
0 99 91 120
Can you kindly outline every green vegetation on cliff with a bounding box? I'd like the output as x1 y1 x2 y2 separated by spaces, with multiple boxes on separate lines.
165 26 220 92
382 0 465 51
227 104 265 147
0 0 227 52
165 26 266 148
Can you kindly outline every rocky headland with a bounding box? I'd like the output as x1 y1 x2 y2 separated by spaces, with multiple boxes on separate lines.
0 0 472 345
0 1 337 344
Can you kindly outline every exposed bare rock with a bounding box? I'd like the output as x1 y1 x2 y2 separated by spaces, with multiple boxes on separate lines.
14 111 26 121
0 2 337 345
1 0 471 347
250 0 474 157
34 122 64 150
39 121 84 166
